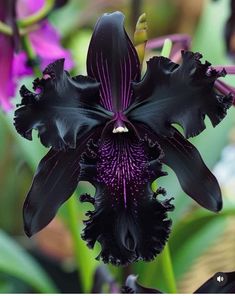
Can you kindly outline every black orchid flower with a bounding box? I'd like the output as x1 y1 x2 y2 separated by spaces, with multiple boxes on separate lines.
122 272 235 293
14 11 232 265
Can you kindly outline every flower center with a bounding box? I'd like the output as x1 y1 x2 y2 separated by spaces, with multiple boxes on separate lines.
112 125 129 133
111 112 130 133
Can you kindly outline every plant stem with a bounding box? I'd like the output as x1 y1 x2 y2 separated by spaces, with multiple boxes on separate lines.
21 35 41 77
130 0 142 32
159 244 177 293
0 0 55 36
17 0 55 28
0 21 12 35
66 195 96 293
161 38 173 58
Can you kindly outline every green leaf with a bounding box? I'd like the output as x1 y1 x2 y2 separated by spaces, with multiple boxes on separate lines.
0 230 57 292
170 212 228 280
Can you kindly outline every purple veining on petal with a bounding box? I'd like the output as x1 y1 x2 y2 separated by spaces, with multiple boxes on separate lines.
96 51 113 111
97 134 153 208
81 130 172 265
91 51 137 112
87 12 140 113
101 54 112 111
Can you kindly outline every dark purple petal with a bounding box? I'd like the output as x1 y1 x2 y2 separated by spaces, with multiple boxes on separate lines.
14 59 112 150
127 51 232 139
87 11 140 112
122 275 162 293
80 131 174 265
194 272 235 293
156 129 222 212
23 129 101 237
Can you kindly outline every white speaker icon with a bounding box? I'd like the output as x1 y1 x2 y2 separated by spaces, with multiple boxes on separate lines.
216 275 224 283
214 272 227 287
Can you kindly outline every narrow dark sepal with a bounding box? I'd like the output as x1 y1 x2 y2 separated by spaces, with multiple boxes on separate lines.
156 129 223 212
23 148 81 237
23 129 100 237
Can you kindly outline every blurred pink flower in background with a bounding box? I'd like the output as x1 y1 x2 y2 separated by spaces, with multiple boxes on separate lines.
0 0 73 111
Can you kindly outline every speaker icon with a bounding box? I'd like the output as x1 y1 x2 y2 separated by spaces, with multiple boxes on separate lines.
216 275 224 283
213 272 228 287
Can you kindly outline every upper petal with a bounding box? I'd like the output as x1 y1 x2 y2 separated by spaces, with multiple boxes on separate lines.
87 11 141 112
127 51 232 138
14 59 112 150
